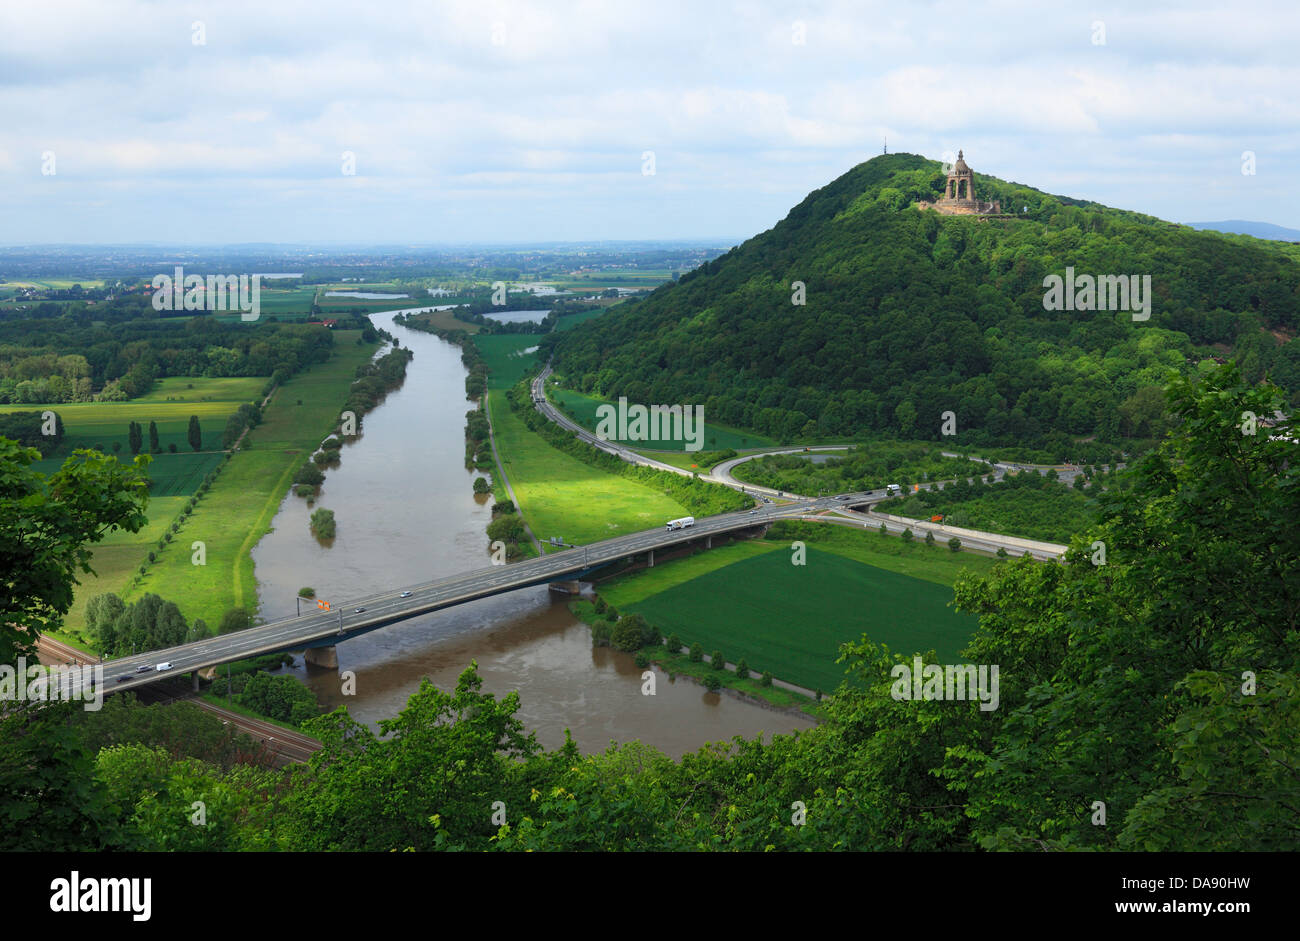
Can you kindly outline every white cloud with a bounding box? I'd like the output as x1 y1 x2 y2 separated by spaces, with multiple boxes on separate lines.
0 0 1295 241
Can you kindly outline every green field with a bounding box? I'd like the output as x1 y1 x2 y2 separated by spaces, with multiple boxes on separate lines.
129 332 376 626
474 335 542 390
554 307 611 331
70 332 379 633
487 389 689 548
601 545 982 692
765 519 1000 586
1 376 264 456
550 388 775 451
51 495 189 647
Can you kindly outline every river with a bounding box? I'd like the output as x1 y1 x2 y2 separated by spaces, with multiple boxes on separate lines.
250 309 816 756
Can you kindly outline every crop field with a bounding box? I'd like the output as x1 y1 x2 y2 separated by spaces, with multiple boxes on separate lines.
550 388 774 451
0 375 265 456
486 389 689 547
474 335 541 389
603 545 982 692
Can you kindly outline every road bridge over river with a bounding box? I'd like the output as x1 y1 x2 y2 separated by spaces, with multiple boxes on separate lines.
70 491 885 698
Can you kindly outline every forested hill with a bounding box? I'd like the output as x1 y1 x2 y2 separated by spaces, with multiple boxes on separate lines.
545 153 1300 458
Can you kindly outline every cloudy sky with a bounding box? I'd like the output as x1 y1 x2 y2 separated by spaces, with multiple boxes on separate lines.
0 0 1294 245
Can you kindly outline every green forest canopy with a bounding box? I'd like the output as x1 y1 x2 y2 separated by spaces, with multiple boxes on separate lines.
547 153 1300 459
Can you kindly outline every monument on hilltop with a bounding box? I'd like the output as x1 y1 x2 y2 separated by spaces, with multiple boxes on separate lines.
917 150 1005 216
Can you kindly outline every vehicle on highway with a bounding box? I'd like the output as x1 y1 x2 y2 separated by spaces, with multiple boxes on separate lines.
665 516 695 531
886 483 902 495
761 496 773 504
135 664 154 673
400 591 412 598
116 675 131 683
836 494 851 501
156 662 173 671
355 607 366 613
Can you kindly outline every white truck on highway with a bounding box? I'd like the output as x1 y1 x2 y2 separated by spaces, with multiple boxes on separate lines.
666 516 695 531
886 483 902 495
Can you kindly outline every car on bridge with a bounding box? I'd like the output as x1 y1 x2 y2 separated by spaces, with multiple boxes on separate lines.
156 662 173 671
400 591 412 598
355 607 366 613
135 664 154 673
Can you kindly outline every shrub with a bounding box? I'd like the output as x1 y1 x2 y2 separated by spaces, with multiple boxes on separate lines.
147 551 156 563
594 596 607 614
310 508 337 539
666 633 681 653
901 528 914 542
611 617 642 652
879 523 887 535
472 477 490 494
298 587 316 598
633 652 649 669
760 671 773 687
710 650 725 671
996 546 1009 558
590 620 612 646
925 530 936 546
294 463 325 488
735 658 750 680
688 642 703 662
703 674 721 693
948 537 962 552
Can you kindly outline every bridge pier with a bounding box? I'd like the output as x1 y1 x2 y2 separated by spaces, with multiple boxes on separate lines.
548 579 582 595
647 549 654 567
303 645 339 669
706 535 712 549
192 672 200 692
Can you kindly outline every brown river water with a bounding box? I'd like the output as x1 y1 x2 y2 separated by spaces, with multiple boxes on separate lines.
250 309 815 756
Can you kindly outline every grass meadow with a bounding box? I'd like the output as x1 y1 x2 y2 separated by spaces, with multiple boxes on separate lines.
486 389 689 549
49 332 377 640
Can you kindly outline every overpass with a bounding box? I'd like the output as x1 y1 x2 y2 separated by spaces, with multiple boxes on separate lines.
69 490 886 698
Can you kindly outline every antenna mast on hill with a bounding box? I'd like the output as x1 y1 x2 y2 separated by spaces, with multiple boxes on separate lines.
883 137 888 154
